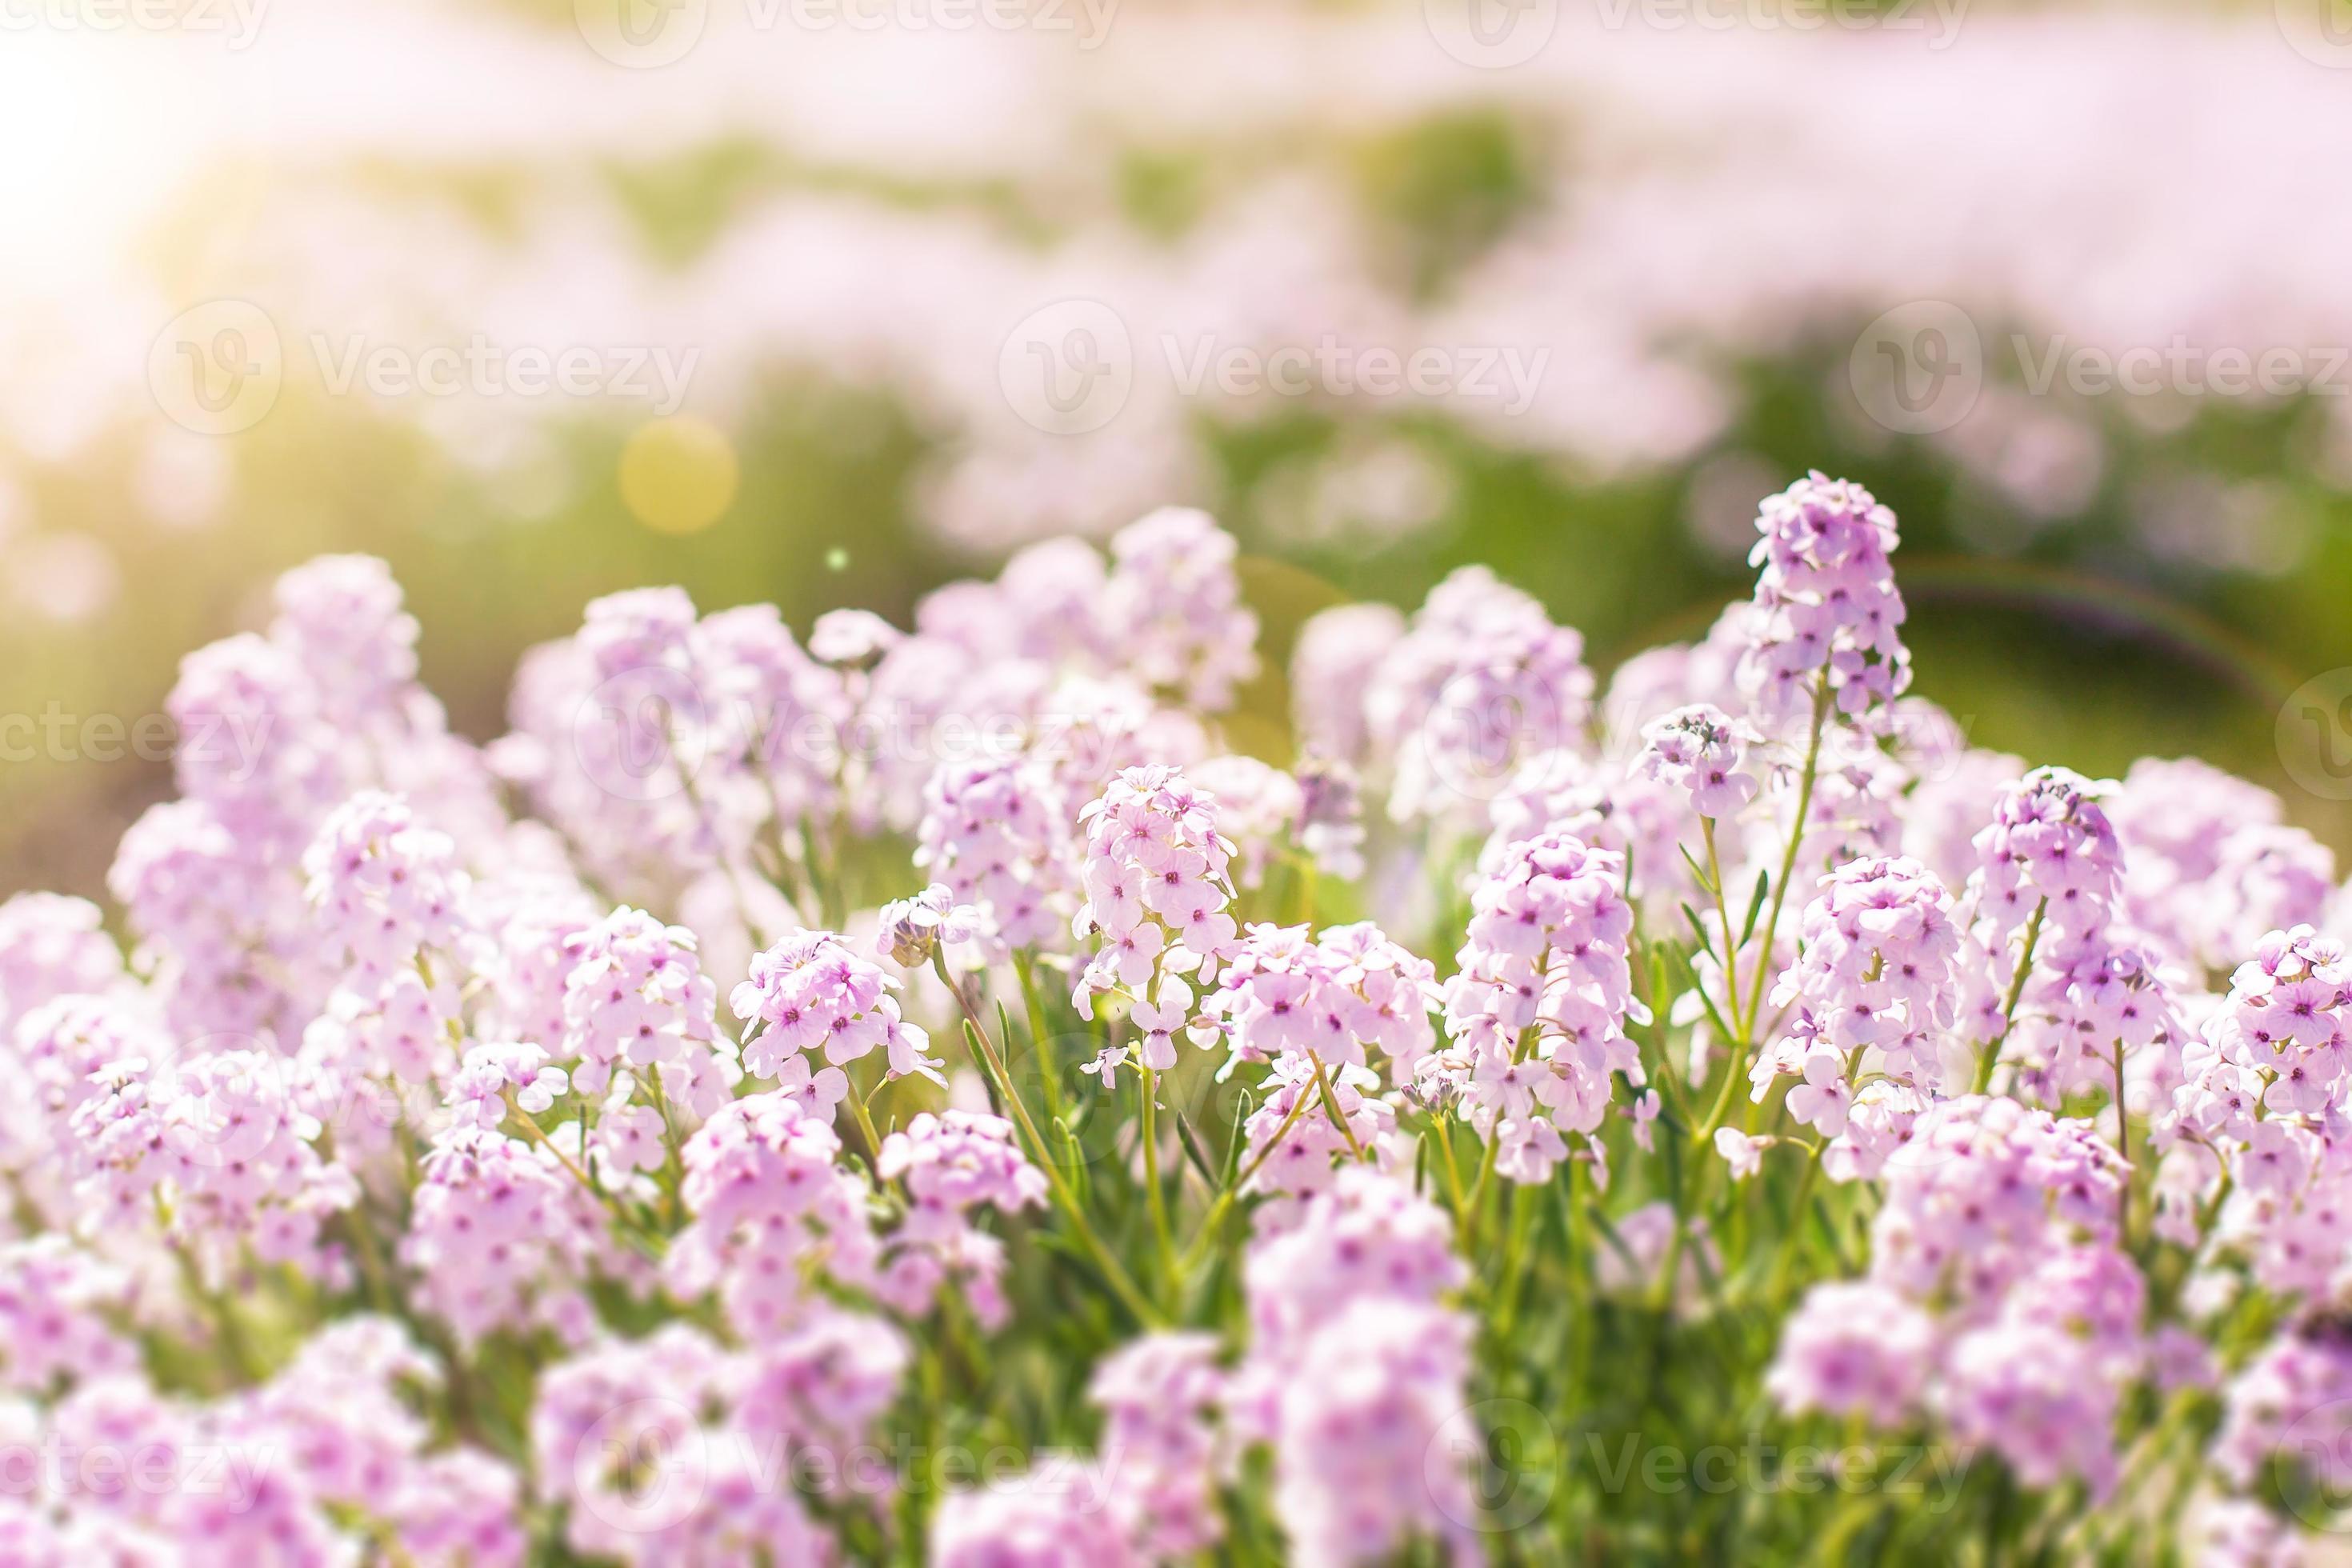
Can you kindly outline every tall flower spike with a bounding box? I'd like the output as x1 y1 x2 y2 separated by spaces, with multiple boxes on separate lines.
1432 830 1639 1184
1739 472 1910 723
1749 856 1962 1172
1072 765 1238 1020
1365 565 1595 825
1973 765 2125 940
561 905 737 1117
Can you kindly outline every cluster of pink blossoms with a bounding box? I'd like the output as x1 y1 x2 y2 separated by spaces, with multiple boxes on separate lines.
1204 921 1436 1193
1748 855 1962 1178
1360 565 1595 824
560 906 738 1122
1072 766 1239 1022
914 758 1077 956
2166 928 2352 1306
1237 1170 1478 1566
1774 1097 2140 1494
731 928 941 1090
1738 471 1910 723
1639 703 1760 819
874 1110 1047 1326
1431 830 1640 1183
667 1087 882 1338
2110 757 2337 976
530 1312 906 1566
1086 1331 1229 1559
2208 1321 2352 1544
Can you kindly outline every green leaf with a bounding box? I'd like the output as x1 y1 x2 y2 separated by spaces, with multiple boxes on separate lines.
1679 902 1717 962
1174 1111 1216 1184
1221 1090 1253 1187
1741 868 1771 946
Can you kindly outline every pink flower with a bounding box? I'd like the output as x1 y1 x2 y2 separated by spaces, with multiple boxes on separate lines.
1738 474 1909 722
1767 1282 1934 1426
1784 1051 1854 1138
1714 1127 1769 1180
1640 704 1759 819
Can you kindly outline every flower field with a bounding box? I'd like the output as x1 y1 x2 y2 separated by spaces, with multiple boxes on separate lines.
0 472 2337 1564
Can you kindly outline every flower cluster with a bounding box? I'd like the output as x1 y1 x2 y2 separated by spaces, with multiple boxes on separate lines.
669 1088 880 1338
2111 758 2336 976
1738 472 1910 723
874 1110 1047 1326
74 1046 359 1285
1777 1097 2139 1494
530 1318 886 1565
404 1112 610 1349
1100 506 1261 714
1973 764 2126 942
1362 565 1595 824
1237 1171 1478 1565
1073 766 1238 1015
1430 830 1639 1182
560 906 737 1119
915 758 1076 955
1750 855 1962 1174
1207 921 1435 1075
1640 703 1759 819
731 928 941 1094
2210 1322 2352 1507
1087 1332 1229 1559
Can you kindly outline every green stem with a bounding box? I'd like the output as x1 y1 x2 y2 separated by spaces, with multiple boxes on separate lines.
847 1086 887 1167
1973 898 2047 1094
1468 1132 1506 1259
1306 1050 1365 1159
343 1201 398 1316
1429 1116 1469 1227
508 1101 665 1256
937 971 1159 1326
641 1069 688 1222
1179 1086 1320 1274
1763 1142 1825 1306
156 1195 266 1386
1491 1183 1536 1340
2112 1037 2132 1250
1466 1026 1541 1254
1696 679 1830 1149
1701 815 1745 1042
1139 1066 1177 1283
1011 951 1066 1129
509 1102 605 1198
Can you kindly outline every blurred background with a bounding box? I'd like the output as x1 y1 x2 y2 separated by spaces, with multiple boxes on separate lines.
7 0 2352 898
